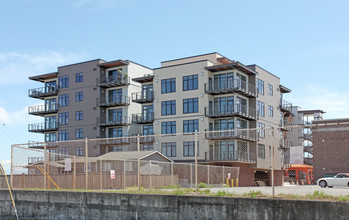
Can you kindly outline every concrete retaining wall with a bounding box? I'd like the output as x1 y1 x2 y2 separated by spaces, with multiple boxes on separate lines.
0 190 348 220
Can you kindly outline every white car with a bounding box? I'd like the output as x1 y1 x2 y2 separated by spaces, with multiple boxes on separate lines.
317 173 349 188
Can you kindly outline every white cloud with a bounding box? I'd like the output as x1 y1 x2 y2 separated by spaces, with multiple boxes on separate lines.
0 51 89 84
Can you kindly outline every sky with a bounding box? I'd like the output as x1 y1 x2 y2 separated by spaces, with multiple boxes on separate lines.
0 0 349 169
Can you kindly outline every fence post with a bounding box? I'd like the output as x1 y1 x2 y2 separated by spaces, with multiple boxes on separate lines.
123 159 126 189
99 159 102 190
171 161 174 186
207 165 210 186
195 131 198 192
271 126 275 197
149 161 151 189
73 155 76 189
223 165 225 186
85 138 88 190
137 134 140 192
44 142 47 189
190 163 192 188
11 145 14 188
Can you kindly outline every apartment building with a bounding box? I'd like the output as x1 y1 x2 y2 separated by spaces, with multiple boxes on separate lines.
28 59 152 157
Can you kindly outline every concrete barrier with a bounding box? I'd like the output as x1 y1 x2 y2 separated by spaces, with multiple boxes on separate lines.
0 190 348 220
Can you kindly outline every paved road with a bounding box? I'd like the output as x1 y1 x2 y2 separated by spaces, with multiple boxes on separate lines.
207 185 349 196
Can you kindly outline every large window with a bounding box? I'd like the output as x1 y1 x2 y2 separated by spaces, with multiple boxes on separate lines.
268 84 273 96
183 74 198 91
257 79 264 95
76 146 83 156
257 122 265 138
183 141 199 157
76 73 83 83
183 119 199 133
161 100 176 116
75 128 83 139
161 142 176 157
58 130 69 141
108 127 123 138
76 91 83 102
45 132 56 142
59 76 69 88
268 105 273 117
58 147 69 159
58 94 69 106
257 101 265 117
161 121 176 134
161 78 176 94
214 118 234 131
183 98 198 114
58 112 69 125
76 110 83 121
258 144 265 159
142 144 154 151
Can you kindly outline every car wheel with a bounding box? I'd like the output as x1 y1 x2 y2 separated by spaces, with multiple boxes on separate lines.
319 180 327 188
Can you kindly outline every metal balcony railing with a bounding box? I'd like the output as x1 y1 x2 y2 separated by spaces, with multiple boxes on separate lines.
205 150 256 164
204 79 257 97
28 157 44 164
28 104 58 116
28 122 58 133
205 104 257 120
280 100 292 112
28 141 58 149
280 119 292 130
98 95 130 107
97 116 130 127
97 135 131 145
132 91 154 103
131 113 154 124
97 75 130 87
28 86 58 99
205 129 257 142
132 133 155 143
280 139 292 149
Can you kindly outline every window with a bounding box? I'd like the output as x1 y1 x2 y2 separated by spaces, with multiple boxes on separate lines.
112 146 123 152
58 130 69 141
75 128 83 139
183 98 198 114
214 118 234 131
183 119 199 133
76 73 83 83
58 147 69 159
59 76 69 88
103 162 111 171
161 142 176 157
161 121 176 134
58 112 69 125
108 127 123 138
75 146 83 156
142 144 154 151
45 132 57 142
268 84 273 95
269 146 272 157
257 79 264 95
76 91 83 102
161 78 176 94
183 141 199 157
268 105 273 117
58 94 69 106
183 74 198 91
161 100 176 116
258 144 265 159
257 101 265 117
76 111 83 121
257 122 265 138
268 125 272 136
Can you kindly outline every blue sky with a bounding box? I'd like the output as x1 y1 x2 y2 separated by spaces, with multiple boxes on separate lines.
1 0 349 168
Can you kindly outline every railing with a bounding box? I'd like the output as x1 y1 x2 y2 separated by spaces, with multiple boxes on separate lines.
132 91 154 103
131 113 154 124
97 75 130 87
205 129 257 141
98 95 130 107
97 135 131 145
28 141 58 149
97 116 130 126
280 100 292 112
28 86 59 98
28 104 58 115
204 79 257 97
204 104 257 119
28 157 44 164
131 133 155 143
280 119 292 130
28 122 58 132
206 150 256 163
280 139 292 149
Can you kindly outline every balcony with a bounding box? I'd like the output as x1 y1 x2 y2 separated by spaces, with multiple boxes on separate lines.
280 100 292 113
131 113 154 124
132 91 154 104
97 116 130 127
97 136 131 145
205 104 257 120
205 150 256 164
205 130 257 142
97 75 130 87
132 133 155 143
28 104 58 116
28 157 44 164
28 141 58 149
28 86 58 99
280 119 292 131
28 122 58 133
98 95 130 107
302 132 312 141
204 79 257 98
280 139 292 150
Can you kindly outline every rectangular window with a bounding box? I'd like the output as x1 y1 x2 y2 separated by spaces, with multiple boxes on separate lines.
75 110 83 121
161 121 176 134
183 141 199 157
268 84 273 95
58 147 69 159
183 98 198 114
142 144 154 151
112 146 123 152
58 130 69 141
269 146 272 157
58 76 69 88
268 105 273 117
75 128 83 139
258 144 265 159
161 142 176 157
58 94 69 106
58 112 69 125
76 91 83 102
257 101 265 117
75 146 83 156
75 73 83 83
257 79 264 95
257 122 265 138
183 74 198 91
183 119 199 133
161 100 176 116
161 78 176 94
45 132 57 142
